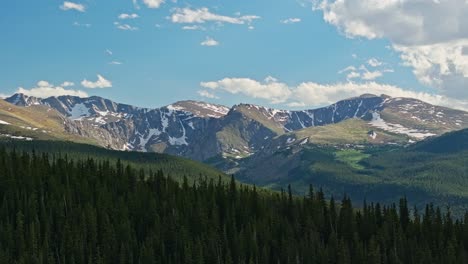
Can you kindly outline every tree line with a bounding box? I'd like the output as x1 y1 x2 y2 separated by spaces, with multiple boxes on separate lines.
0 148 467 263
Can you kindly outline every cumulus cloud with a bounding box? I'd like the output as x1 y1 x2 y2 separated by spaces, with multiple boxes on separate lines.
119 13 139 19
201 37 219 46
61 81 75 87
81 75 112 89
198 90 219 99
171 7 260 26
142 0 164 8
394 40 468 98
60 1 85 12
367 58 383 67
16 81 88 98
346 71 360 80
200 76 468 110
361 70 383 81
200 77 292 104
340 62 392 81
314 0 468 100
114 22 138 31
280 18 301 24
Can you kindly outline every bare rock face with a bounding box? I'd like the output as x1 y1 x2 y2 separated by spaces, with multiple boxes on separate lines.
6 93 468 161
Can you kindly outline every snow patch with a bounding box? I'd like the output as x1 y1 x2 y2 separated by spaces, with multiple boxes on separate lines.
0 134 33 141
69 103 91 120
188 121 195 130
166 104 184 111
369 112 436 139
0 120 11 125
92 116 107 125
20 126 38 131
160 111 169 132
168 120 188 146
354 100 363 117
138 128 162 152
95 110 109 116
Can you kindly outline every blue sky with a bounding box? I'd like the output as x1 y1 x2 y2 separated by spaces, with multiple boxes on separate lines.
2 0 467 110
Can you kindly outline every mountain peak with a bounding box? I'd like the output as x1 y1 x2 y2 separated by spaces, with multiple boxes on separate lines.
359 93 380 98
5 93 42 107
168 100 229 118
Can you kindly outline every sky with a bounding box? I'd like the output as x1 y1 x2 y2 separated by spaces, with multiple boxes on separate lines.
1 0 468 110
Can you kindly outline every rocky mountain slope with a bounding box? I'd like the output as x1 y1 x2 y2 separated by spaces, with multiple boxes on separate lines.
4 93 468 162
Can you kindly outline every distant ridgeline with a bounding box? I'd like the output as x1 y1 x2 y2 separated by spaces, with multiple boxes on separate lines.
0 148 467 263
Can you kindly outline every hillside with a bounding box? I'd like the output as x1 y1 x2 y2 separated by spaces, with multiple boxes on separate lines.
0 148 467 263
410 128 468 153
0 99 98 144
0 140 230 184
234 133 468 214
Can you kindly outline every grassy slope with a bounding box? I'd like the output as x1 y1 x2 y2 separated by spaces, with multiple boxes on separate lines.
290 118 409 145
0 100 98 144
235 105 285 135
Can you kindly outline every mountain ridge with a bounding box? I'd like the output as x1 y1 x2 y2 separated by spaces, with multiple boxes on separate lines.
4 93 468 162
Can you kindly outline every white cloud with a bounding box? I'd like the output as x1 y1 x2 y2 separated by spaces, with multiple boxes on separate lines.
171 7 260 26
314 0 468 100
314 0 468 45
346 71 360 80
37 81 51 87
200 77 292 104
198 90 219 99
340 63 391 81
280 18 301 24
264 76 278 83
142 0 164 8
367 58 383 67
338 66 357 74
182 25 205 30
81 75 112 89
362 70 383 80
132 0 140 9
60 1 85 12
73 22 91 27
201 76 468 110
16 81 88 98
119 13 139 19
61 81 75 87
394 40 468 98
109 61 123 65
114 22 138 31
105 49 113 55
290 81 468 110
201 37 219 46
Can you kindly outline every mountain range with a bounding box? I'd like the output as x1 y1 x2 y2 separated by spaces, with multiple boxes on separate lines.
3 92 468 212
3 93 468 162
